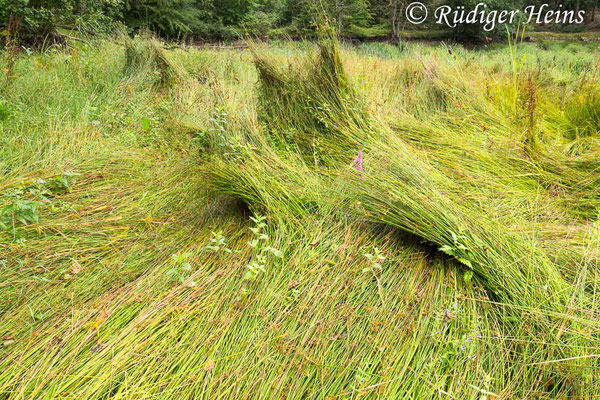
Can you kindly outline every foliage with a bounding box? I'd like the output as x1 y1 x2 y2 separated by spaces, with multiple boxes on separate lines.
0 0 120 40
204 230 232 253
167 252 194 284
243 215 281 281
0 194 42 230
123 0 209 38
362 246 385 275
3 0 598 42
0 173 76 233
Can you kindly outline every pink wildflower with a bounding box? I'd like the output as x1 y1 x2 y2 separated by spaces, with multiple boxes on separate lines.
353 150 364 178
414 51 435 79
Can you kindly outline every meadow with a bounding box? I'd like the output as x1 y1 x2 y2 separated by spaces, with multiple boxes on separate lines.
0 32 599 398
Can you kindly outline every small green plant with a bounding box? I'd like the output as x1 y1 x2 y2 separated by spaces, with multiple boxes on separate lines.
0 194 42 230
439 231 474 269
167 252 194 285
207 106 254 160
43 172 78 195
204 231 232 253
430 303 481 378
209 106 228 138
244 257 266 281
243 215 281 281
247 215 268 249
140 117 151 132
362 247 386 304
362 247 385 276
0 172 78 233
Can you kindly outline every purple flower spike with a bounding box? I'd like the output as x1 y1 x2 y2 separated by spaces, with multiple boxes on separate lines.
354 150 364 178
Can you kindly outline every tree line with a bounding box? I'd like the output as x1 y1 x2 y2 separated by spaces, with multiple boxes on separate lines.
1 0 598 44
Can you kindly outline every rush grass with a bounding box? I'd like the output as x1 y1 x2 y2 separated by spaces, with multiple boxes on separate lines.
0 34 598 399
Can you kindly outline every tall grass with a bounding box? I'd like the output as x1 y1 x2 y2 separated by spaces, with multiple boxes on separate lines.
0 32 598 398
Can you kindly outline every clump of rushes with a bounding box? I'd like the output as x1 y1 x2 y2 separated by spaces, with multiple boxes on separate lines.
203 146 322 225
529 147 600 219
252 29 570 316
560 83 600 140
246 30 589 382
122 33 181 87
252 27 370 164
346 136 570 313
337 143 588 388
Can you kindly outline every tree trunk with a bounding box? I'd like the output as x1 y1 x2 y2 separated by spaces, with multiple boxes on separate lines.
336 0 343 33
389 0 402 40
389 0 397 39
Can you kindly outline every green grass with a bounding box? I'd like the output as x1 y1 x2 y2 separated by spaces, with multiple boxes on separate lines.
0 33 599 398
